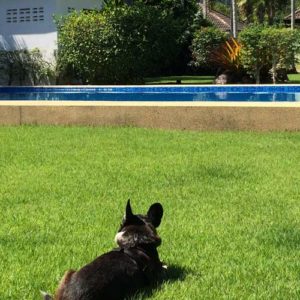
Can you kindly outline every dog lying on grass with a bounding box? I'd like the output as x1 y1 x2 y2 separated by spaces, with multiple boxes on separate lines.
42 200 164 300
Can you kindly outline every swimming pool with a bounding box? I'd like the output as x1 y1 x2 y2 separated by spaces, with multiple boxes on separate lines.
1 85 300 131
1 85 300 102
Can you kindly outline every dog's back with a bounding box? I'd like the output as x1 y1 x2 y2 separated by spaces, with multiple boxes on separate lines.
45 201 164 300
55 251 146 300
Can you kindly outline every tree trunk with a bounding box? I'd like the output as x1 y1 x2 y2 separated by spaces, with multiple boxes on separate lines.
231 0 237 38
244 2 253 24
8 63 13 86
291 0 295 30
266 1 275 25
290 0 296 73
255 66 261 84
203 0 208 19
257 3 265 24
271 61 277 84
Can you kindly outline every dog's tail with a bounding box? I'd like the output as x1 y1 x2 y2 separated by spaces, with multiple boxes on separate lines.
40 290 53 300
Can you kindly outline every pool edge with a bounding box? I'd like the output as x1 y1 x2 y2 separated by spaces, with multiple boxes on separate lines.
1 100 300 107
1 102 300 131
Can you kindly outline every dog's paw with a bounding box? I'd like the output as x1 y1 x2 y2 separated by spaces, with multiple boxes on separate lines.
40 291 53 300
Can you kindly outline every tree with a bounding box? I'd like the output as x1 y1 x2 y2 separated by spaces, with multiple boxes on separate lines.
262 27 285 84
56 6 181 84
239 24 268 83
265 28 300 83
239 25 300 84
190 26 227 68
238 0 287 25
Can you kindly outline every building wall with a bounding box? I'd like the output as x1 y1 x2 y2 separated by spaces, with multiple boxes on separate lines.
55 0 103 15
0 0 57 61
0 0 103 62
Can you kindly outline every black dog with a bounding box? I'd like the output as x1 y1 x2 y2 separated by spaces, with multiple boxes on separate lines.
43 200 164 300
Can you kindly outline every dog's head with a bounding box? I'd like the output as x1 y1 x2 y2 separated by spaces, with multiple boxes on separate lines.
115 200 163 249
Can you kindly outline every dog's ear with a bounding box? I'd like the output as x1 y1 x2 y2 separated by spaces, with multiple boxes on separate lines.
122 200 144 227
147 203 163 227
125 199 134 220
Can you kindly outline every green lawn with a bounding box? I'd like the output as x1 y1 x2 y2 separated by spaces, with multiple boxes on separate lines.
145 75 215 85
1 126 300 299
287 73 300 83
145 74 300 84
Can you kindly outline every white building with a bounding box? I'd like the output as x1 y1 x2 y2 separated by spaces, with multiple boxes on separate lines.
0 0 103 61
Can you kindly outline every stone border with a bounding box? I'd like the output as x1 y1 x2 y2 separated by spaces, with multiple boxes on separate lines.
1 101 300 131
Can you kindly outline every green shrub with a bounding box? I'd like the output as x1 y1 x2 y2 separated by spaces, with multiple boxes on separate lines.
0 49 54 86
238 24 267 84
57 6 181 84
239 25 300 83
263 27 300 83
190 27 227 69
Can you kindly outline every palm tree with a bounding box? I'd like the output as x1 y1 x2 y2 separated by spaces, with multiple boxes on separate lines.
291 0 295 29
203 0 209 19
238 0 266 23
290 0 296 72
231 0 237 38
238 0 288 25
238 0 254 23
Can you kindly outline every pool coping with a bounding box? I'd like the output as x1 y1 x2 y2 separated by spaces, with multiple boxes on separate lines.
0 100 300 107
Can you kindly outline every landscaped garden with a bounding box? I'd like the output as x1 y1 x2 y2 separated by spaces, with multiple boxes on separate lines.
1 0 300 86
54 3 300 85
1 126 300 299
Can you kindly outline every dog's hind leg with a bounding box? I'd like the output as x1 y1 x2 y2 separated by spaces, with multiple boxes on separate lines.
54 270 76 300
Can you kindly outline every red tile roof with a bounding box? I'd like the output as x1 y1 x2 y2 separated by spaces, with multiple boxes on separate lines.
206 9 244 32
284 9 300 20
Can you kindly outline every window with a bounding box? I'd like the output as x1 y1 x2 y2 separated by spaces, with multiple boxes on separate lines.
19 8 30 22
31 7 45 22
6 7 45 23
6 9 18 23
68 7 75 13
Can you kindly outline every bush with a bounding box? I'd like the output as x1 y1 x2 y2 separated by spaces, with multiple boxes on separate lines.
0 49 55 86
190 27 227 69
57 6 181 84
239 25 300 83
238 24 267 84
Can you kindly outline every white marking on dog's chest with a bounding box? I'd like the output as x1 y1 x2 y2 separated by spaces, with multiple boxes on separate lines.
115 231 126 244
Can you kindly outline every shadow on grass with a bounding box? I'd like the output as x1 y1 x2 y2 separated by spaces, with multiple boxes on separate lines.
260 225 300 250
273 227 300 249
164 264 189 281
128 264 189 299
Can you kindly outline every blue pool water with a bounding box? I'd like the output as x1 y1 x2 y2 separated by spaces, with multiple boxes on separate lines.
1 86 300 102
